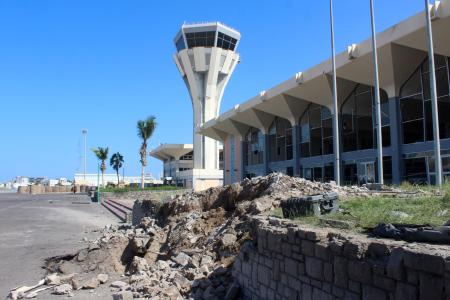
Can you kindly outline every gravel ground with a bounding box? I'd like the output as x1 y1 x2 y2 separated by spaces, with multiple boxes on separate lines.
0 193 119 299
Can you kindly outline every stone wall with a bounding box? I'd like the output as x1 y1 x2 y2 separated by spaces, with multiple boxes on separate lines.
232 216 450 300
102 189 189 203
17 185 88 194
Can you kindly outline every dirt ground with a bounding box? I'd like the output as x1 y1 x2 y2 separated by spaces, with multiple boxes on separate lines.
0 192 119 299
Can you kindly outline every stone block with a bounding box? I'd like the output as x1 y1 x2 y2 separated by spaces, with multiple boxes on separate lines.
368 242 390 257
386 248 405 281
406 268 419 285
288 276 302 292
257 264 271 286
372 263 386 275
419 273 443 300
306 230 324 241
343 241 367 259
334 256 348 288
348 260 372 284
297 229 307 239
344 291 360 300
282 242 292 256
348 280 361 294
305 256 323 280
446 273 450 296
404 251 445 276
287 227 297 243
362 285 387 300
302 283 312 300
322 282 332 293
285 257 298 277
264 257 273 268
329 238 344 255
395 282 417 300
312 287 333 300
310 278 322 288
315 243 330 261
373 274 396 292
322 262 333 283
332 286 345 297
267 231 283 253
298 262 305 275
302 240 315 256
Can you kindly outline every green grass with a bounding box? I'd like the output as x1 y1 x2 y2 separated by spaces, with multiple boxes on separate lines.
99 185 182 193
272 185 450 231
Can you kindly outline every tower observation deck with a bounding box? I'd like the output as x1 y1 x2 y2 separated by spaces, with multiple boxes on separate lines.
173 22 240 189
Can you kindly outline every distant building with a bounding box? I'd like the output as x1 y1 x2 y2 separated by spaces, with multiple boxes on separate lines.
73 173 162 187
150 144 224 188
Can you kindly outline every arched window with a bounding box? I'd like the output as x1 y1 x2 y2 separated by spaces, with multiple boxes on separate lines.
341 84 390 152
268 117 293 162
245 128 264 166
299 104 333 157
399 55 450 144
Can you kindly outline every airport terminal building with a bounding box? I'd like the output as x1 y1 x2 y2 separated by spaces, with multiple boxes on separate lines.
200 2 450 186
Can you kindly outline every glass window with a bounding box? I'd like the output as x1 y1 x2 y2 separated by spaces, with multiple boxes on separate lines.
400 55 450 144
245 128 264 166
185 31 216 49
324 164 334 182
299 105 335 158
217 31 237 51
344 164 358 185
403 157 427 184
340 84 389 152
268 118 292 162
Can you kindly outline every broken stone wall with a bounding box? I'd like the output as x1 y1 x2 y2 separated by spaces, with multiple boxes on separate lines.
232 216 450 300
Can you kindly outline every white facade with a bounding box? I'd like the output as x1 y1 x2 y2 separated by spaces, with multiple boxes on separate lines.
172 22 240 190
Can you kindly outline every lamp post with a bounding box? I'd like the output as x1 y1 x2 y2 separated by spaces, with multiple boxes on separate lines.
330 0 341 185
370 0 384 185
424 0 443 186
82 129 88 181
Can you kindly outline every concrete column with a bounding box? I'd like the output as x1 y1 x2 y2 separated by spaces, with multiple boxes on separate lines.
240 140 246 181
388 97 402 184
264 134 270 175
292 125 300 176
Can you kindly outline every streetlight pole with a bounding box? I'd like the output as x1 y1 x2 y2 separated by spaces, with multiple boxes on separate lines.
330 0 341 185
82 129 88 182
370 0 384 185
424 0 442 186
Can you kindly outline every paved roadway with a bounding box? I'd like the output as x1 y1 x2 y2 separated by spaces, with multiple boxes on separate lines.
0 192 118 299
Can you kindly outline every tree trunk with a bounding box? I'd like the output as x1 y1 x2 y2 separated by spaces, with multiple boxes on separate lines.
101 171 105 187
117 169 120 185
141 165 145 189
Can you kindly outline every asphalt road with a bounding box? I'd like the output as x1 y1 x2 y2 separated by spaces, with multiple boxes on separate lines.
0 192 119 299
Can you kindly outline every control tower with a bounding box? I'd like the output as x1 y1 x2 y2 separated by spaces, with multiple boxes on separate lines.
173 22 240 190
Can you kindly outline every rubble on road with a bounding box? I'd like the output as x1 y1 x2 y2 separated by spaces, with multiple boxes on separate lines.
7 173 412 300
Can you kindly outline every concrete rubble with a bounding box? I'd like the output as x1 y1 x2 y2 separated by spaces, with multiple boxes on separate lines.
6 173 411 300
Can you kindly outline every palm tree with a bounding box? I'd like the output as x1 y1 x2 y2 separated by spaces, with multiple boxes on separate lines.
137 116 157 189
92 147 109 187
110 152 124 185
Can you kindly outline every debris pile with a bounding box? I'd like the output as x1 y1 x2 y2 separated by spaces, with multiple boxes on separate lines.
7 173 407 299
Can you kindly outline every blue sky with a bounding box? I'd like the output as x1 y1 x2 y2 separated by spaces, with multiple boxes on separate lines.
0 0 424 182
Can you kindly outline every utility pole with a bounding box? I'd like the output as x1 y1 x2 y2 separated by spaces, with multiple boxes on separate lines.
370 0 384 185
330 0 341 185
82 129 88 181
425 0 442 186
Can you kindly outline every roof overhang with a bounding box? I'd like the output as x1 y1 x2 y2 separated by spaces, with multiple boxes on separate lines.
200 1 450 141
150 144 193 161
